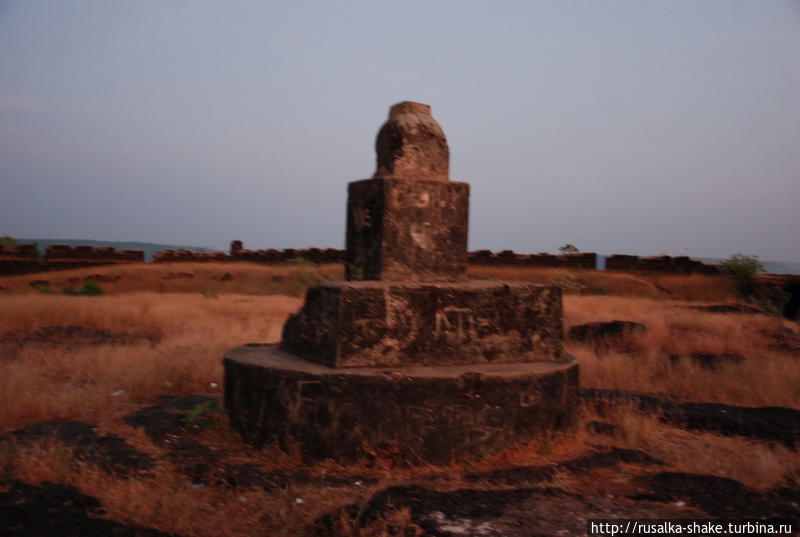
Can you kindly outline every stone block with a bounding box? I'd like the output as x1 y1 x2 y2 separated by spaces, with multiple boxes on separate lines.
345 178 469 282
282 280 563 368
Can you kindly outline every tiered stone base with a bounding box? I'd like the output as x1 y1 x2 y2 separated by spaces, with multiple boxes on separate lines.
224 344 579 465
282 281 564 368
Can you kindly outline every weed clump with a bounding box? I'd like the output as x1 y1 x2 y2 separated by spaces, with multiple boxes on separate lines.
63 282 103 296
185 400 223 430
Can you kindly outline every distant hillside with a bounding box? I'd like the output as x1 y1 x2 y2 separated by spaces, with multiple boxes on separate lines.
760 260 800 275
16 239 222 262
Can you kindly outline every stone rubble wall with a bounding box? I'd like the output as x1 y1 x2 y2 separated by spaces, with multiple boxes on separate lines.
0 244 144 275
468 250 598 270
0 244 43 276
152 250 231 263
154 246 720 274
0 241 722 276
152 247 344 264
606 254 719 274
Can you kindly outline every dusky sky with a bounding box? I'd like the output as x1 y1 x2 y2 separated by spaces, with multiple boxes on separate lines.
1 1 798 262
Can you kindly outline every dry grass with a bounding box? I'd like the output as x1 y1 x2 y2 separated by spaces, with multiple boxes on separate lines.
0 261 344 297
1 261 737 302
0 294 300 431
468 265 736 301
564 295 800 406
0 264 798 535
584 407 800 490
0 441 361 537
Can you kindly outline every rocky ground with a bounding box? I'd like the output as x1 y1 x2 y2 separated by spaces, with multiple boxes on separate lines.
2 387 798 536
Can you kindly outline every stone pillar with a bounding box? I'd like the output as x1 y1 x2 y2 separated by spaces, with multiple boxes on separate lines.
225 101 577 465
346 102 469 282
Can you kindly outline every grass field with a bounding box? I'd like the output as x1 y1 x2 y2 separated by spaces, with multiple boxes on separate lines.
1 262 797 536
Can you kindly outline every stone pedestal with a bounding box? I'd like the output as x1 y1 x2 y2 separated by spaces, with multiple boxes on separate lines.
225 345 578 465
282 281 563 368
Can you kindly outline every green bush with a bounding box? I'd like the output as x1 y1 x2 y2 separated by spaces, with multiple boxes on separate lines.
80 281 104 295
720 254 764 297
185 401 223 430
63 281 104 296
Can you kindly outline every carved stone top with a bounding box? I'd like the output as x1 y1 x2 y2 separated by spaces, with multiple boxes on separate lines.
373 101 450 182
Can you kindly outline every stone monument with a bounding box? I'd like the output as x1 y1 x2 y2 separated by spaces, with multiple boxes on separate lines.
224 102 578 464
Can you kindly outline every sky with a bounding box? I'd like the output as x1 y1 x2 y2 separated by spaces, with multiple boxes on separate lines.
1 1 798 262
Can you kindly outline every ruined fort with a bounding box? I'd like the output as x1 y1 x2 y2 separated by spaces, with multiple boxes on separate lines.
0 244 143 276
2 240 729 276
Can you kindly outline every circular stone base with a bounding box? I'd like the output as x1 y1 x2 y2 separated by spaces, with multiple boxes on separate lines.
224 344 579 465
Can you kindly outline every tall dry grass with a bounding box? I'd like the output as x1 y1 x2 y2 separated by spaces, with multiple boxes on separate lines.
583 407 799 490
2 261 737 301
0 262 344 297
564 295 800 407
468 265 736 301
0 293 301 431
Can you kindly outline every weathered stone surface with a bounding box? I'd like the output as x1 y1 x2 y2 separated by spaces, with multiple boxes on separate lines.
282 281 563 368
224 344 578 464
345 178 469 282
373 101 449 182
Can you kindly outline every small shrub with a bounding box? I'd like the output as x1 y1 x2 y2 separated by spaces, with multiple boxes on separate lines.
559 243 579 254
61 282 103 296
79 281 103 296
720 254 764 297
185 401 223 430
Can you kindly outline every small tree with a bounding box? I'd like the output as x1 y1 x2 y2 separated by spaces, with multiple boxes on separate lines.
559 244 579 255
720 253 764 297
0 236 16 247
